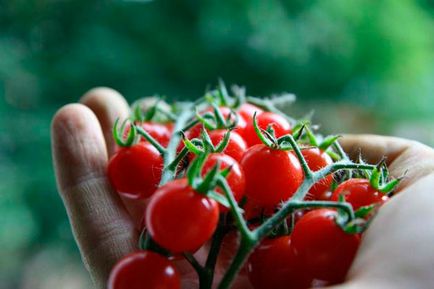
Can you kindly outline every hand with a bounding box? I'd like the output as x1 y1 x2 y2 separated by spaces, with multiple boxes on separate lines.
52 88 434 289
328 135 434 289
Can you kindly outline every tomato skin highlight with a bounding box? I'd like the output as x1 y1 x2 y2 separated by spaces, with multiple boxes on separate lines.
247 236 312 289
146 179 220 253
241 144 304 206
202 153 245 212
244 112 291 147
291 209 360 283
108 142 163 200
108 251 180 289
331 178 389 211
208 129 247 162
302 148 334 200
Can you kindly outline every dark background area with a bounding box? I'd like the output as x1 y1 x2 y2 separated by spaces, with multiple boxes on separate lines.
1 1 433 288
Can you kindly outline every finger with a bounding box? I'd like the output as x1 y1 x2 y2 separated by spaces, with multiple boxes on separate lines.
80 88 145 226
339 134 434 190
52 104 137 289
80 87 130 156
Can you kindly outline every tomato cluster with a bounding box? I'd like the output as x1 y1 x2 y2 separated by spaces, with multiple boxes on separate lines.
105 87 398 289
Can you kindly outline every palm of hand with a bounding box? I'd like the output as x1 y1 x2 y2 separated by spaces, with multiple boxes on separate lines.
52 88 434 289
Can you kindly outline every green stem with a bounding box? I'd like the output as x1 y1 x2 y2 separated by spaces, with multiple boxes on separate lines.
332 141 349 161
217 237 255 289
167 146 189 171
201 217 228 288
135 126 166 155
217 177 253 241
217 160 376 289
184 253 205 275
277 135 313 178
160 109 194 185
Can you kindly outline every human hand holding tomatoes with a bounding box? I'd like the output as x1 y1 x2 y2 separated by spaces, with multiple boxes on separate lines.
52 87 434 289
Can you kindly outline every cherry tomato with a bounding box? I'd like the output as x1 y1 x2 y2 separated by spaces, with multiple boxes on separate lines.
146 179 219 253
140 122 172 147
202 153 245 212
108 142 163 200
247 236 312 289
238 103 263 124
291 209 360 283
208 130 247 162
241 144 304 206
331 178 389 211
108 251 180 289
244 112 291 147
302 148 334 200
188 107 247 140
123 122 172 148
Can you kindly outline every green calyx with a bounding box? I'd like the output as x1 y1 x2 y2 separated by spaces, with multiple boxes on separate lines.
185 149 230 209
131 96 176 123
369 160 403 194
113 118 138 147
252 112 280 149
182 128 232 156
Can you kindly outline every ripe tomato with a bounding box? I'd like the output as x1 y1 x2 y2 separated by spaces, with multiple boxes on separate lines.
140 122 172 147
247 236 312 289
123 122 172 148
188 107 247 140
291 209 360 283
208 130 247 162
108 142 163 200
302 148 334 200
331 178 389 211
244 112 291 147
108 251 180 289
202 153 245 212
146 179 219 253
241 144 304 206
238 103 263 124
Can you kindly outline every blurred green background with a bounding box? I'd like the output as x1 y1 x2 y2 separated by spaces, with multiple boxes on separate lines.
1 1 433 288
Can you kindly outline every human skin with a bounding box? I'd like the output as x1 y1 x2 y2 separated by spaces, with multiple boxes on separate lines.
51 88 434 289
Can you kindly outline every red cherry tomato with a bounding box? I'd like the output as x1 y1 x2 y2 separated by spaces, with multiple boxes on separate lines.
238 103 263 124
140 122 172 147
108 251 180 289
123 122 172 148
208 130 247 162
202 153 245 212
291 209 360 283
146 179 219 253
241 144 304 206
247 236 312 289
108 143 163 200
331 178 389 211
188 107 247 140
244 112 291 147
302 148 334 200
